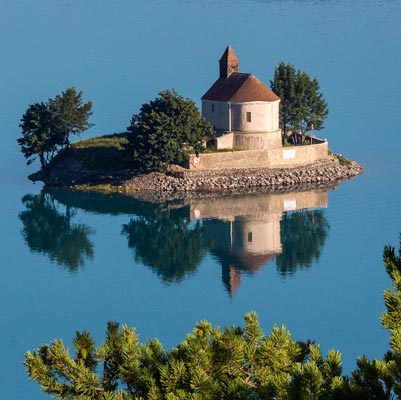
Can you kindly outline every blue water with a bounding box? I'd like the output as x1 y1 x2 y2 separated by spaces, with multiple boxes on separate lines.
1 0 401 398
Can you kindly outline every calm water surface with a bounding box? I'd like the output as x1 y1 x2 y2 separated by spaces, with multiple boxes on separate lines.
1 0 401 398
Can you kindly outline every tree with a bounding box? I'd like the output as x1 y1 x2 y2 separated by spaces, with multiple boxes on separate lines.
127 89 214 171
18 88 93 169
24 312 344 399
270 62 297 136
18 102 59 169
349 235 401 398
25 235 401 399
49 87 94 147
271 62 328 141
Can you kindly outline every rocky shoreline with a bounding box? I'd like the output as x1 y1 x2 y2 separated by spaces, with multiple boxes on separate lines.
29 154 364 199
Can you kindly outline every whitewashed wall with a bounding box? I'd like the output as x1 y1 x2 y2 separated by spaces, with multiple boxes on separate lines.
231 101 279 132
202 100 229 131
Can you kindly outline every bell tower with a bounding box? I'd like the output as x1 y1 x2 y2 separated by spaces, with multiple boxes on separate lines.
219 45 239 79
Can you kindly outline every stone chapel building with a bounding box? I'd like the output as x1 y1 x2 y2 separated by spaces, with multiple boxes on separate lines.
201 46 282 151
187 46 328 170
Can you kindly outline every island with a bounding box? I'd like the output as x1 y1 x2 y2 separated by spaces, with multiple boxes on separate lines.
22 46 363 196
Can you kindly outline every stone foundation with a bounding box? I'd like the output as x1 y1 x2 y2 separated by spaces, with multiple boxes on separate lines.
122 156 363 197
188 141 328 170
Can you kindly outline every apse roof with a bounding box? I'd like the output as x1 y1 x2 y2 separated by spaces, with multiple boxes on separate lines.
202 73 280 103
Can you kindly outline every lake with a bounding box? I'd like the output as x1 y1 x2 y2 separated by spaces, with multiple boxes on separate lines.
1 0 401 398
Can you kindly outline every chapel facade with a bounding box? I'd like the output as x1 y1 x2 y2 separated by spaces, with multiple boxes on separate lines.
201 46 282 151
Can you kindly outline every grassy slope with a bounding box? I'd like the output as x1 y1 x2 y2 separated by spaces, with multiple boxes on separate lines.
68 133 134 171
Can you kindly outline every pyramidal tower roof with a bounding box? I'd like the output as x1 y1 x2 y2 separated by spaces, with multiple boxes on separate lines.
219 45 239 64
203 45 280 102
219 45 239 79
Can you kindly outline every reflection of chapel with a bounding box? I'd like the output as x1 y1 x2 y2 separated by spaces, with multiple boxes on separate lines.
190 190 328 297
204 216 281 297
202 46 282 151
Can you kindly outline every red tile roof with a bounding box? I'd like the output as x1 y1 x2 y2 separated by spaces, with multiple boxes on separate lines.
202 73 280 103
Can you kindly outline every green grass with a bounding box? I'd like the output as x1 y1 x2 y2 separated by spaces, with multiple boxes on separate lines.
73 133 128 150
66 133 134 171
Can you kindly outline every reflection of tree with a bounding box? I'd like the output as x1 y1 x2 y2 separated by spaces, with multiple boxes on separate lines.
45 188 208 282
122 209 207 283
19 192 94 271
276 209 329 276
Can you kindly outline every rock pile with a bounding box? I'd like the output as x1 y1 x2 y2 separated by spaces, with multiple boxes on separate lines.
29 154 363 196
125 156 363 194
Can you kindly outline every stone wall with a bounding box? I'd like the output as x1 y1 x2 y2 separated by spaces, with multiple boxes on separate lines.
233 130 282 150
215 132 234 149
187 141 329 170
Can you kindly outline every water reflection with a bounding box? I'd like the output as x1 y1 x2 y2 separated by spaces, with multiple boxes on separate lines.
19 188 330 292
277 209 329 276
19 192 94 271
122 209 208 283
189 191 329 295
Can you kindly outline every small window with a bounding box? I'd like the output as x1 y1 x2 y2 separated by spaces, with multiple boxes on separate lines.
211 104 215 113
246 111 251 122
247 232 253 243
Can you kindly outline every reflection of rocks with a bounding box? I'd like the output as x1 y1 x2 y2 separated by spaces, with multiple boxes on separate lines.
190 190 328 296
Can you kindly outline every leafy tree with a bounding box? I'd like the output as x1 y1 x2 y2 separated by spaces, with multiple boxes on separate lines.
18 88 93 169
270 62 297 136
19 191 94 271
271 62 328 141
49 87 94 147
294 71 329 136
18 102 59 169
126 89 214 171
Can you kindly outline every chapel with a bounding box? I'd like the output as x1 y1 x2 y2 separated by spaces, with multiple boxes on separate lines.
201 46 282 151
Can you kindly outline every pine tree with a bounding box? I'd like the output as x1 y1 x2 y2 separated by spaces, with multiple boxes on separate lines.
25 235 401 400
349 235 401 399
